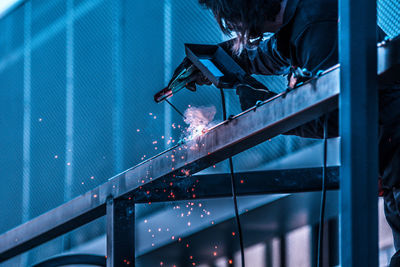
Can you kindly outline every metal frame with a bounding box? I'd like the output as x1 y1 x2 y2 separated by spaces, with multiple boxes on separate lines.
339 0 379 266
0 66 341 264
0 30 399 266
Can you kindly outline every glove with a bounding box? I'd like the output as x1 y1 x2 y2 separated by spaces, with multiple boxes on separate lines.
236 84 276 111
168 57 211 92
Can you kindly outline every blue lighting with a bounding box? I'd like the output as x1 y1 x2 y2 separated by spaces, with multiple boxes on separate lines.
0 0 22 18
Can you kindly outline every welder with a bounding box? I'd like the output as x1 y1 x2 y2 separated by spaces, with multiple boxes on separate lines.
166 0 400 265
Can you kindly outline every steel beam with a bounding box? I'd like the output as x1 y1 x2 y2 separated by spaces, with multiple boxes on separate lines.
134 167 339 203
106 197 135 267
339 0 378 266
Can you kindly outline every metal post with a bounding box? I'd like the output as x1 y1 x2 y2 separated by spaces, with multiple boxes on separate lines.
106 197 135 267
339 0 378 265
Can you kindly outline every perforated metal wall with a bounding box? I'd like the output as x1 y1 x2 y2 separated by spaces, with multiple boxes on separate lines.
0 0 399 265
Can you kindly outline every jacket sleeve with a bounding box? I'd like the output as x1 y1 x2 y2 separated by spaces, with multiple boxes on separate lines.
293 20 338 74
218 35 291 75
284 21 340 138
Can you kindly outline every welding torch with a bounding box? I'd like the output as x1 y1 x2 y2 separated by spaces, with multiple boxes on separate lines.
154 43 277 109
154 65 197 103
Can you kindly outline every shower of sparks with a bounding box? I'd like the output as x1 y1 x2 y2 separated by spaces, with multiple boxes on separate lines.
183 106 216 141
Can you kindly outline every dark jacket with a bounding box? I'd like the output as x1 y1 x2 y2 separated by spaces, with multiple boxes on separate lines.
229 0 339 76
221 0 400 189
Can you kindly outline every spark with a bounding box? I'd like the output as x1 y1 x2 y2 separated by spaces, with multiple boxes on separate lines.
183 106 216 141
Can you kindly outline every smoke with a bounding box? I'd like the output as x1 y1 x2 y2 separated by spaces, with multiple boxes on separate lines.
183 106 217 141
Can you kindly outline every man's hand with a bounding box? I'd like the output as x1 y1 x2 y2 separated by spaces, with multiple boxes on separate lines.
236 84 277 111
155 57 212 103
168 57 211 92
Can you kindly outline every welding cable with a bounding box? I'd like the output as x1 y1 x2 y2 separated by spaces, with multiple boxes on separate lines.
317 114 329 267
236 83 272 94
219 89 246 267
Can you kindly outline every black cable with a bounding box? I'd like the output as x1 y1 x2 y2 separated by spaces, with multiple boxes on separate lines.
317 114 329 267
220 89 245 267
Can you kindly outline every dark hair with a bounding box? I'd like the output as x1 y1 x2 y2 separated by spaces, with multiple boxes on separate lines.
198 0 282 53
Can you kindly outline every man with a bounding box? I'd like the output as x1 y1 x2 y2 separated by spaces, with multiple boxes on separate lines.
167 0 400 265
